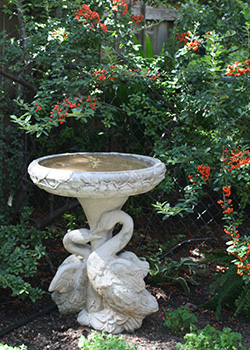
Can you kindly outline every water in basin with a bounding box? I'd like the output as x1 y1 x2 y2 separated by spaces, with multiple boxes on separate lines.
40 154 151 172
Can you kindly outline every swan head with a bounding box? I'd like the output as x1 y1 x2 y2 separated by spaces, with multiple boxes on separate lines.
91 210 133 236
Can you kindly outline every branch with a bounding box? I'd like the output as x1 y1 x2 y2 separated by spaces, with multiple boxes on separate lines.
160 237 219 260
150 87 178 115
36 199 80 230
16 0 27 51
0 68 37 94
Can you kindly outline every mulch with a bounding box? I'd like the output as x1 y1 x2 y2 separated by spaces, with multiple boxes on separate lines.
1 215 250 349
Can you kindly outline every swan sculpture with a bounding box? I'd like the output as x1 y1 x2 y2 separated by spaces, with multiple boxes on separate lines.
48 228 91 314
77 209 159 334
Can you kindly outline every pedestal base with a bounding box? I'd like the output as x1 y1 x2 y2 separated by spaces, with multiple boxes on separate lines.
49 201 159 333
28 152 166 333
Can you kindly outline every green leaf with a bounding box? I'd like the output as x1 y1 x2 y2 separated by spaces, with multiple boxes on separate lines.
145 34 154 59
133 34 144 58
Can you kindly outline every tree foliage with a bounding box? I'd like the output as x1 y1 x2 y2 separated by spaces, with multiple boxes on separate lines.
0 0 249 292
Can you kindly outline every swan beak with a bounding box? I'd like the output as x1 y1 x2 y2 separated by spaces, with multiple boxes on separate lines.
90 229 102 241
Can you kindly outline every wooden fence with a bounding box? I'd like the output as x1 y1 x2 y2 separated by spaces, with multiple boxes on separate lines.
132 1 176 54
0 1 176 55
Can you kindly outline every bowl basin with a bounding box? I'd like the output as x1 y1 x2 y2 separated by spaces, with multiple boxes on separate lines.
28 152 166 199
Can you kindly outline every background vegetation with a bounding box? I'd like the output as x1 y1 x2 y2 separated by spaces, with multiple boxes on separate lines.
0 0 249 327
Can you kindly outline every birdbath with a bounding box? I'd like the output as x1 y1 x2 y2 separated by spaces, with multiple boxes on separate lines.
28 152 166 333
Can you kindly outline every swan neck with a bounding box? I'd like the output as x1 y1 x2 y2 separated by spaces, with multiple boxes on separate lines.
63 233 90 257
96 214 134 256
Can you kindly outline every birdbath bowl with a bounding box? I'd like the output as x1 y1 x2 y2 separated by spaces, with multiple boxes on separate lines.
28 152 166 333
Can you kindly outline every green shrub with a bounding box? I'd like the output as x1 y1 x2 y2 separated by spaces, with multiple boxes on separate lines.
146 248 198 293
0 344 27 350
0 120 25 220
201 262 250 320
0 207 51 301
78 331 137 350
176 324 247 350
163 306 197 336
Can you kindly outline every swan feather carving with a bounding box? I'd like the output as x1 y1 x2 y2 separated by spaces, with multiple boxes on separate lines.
79 209 158 333
48 229 91 314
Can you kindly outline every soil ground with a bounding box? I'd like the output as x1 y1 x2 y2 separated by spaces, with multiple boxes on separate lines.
1 215 250 350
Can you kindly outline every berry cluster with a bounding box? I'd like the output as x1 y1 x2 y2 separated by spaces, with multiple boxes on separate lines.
217 186 233 214
188 164 210 183
35 103 42 112
50 97 79 124
131 14 145 24
176 32 190 45
93 67 117 82
112 0 128 15
217 185 250 277
150 73 161 81
86 95 97 110
222 148 250 172
50 95 98 125
226 59 250 76
75 4 107 33
188 39 201 51
197 164 210 182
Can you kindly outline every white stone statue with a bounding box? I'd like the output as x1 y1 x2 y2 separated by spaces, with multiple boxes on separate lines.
49 210 158 333
28 152 166 333
78 210 158 333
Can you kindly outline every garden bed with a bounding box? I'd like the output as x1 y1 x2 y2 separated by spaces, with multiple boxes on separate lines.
1 219 250 350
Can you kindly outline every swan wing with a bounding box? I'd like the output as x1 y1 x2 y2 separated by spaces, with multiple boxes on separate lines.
119 251 149 277
50 256 88 314
103 282 158 317
49 260 85 293
110 259 146 292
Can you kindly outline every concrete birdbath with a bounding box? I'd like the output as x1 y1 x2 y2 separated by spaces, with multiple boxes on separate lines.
28 152 166 333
